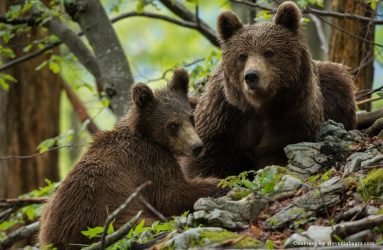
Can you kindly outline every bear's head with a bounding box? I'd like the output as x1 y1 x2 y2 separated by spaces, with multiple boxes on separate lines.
218 1 313 111
130 68 203 157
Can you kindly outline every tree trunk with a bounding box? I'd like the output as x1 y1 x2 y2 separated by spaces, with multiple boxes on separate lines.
0 2 61 198
329 0 374 111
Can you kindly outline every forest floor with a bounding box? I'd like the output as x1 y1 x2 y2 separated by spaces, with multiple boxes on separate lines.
0 120 382 249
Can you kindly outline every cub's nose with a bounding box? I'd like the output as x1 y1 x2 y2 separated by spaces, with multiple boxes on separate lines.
244 70 260 89
191 143 203 157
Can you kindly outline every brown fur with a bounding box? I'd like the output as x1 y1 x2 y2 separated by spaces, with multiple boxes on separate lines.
182 1 356 178
39 69 220 249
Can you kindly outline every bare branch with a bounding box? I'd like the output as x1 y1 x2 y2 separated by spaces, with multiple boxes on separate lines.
231 0 383 24
0 11 212 73
0 197 48 209
0 144 86 161
100 181 152 250
0 221 39 249
0 16 36 25
334 214 383 237
159 0 219 47
84 211 142 250
62 81 100 135
356 108 383 129
138 195 168 222
356 86 383 100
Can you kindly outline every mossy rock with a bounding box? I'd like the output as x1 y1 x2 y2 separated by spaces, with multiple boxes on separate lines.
358 168 383 199
158 227 261 249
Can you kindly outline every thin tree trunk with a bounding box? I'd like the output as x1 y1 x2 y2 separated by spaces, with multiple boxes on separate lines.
329 0 374 111
0 1 61 198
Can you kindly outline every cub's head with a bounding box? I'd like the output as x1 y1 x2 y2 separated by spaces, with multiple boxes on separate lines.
130 68 203 157
218 1 310 110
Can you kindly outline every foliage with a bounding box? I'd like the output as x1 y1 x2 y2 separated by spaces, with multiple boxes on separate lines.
0 180 58 240
218 166 287 195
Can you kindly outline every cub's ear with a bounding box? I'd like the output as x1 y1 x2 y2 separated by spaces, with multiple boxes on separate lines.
274 1 301 32
168 68 189 95
217 10 243 42
132 83 154 108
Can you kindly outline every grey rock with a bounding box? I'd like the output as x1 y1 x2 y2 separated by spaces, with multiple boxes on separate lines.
161 227 224 250
284 226 333 248
275 174 303 192
284 142 328 178
343 149 383 176
265 177 343 229
191 194 266 229
318 120 364 145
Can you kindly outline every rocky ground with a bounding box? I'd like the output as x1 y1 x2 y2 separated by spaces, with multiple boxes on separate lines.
128 120 383 249
0 120 382 249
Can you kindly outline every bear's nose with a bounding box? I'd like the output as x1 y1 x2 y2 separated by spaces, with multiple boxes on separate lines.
244 70 260 89
191 143 203 157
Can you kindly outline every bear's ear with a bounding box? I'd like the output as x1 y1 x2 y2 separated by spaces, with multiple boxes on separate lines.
168 68 189 95
274 1 301 32
217 10 243 42
132 83 154 109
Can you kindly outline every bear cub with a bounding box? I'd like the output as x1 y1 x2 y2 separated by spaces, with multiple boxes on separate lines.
39 69 221 249
182 1 356 178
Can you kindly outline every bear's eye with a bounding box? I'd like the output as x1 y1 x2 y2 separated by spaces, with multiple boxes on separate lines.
167 122 179 131
263 49 274 59
238 53 248 63
190 115 195 127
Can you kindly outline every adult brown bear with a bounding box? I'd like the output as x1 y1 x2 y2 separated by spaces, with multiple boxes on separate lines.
182 1 356 178
39 69 221 249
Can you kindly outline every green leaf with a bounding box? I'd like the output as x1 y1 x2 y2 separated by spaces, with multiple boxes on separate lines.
24 206 36 220
49 61 60 74
265 239 275 249
134 219 145 235
23 44 33 53
377 91 383 98
37 138 56 153
81 226 104 239
107 220 115 235
36 60 48 71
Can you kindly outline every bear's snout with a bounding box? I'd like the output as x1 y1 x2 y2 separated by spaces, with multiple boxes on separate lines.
244 70 260 89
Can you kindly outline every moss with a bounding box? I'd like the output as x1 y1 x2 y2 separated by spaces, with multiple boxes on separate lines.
358 168 383 199
344 176 358 190
197 230 261 248
307 168 336 185
229 189 252 200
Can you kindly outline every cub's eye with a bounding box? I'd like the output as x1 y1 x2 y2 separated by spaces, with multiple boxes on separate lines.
167 122 179 131
238 53 248 62
190 115 195 127
263 49 274 59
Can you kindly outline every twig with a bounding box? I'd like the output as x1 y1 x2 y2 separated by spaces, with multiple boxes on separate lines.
0 221 40 249
100 181 152 250
0 197 48 209
82 211 142 250
0 144 86 161
231 0 383 24
333 214 383 237
0 208 16 223
356 85 383 100
138 195 167 222
357 96 383 106
159 0 219 46
0 16 36 25
356 107 383 129
0 11 212 73
62 81 100 135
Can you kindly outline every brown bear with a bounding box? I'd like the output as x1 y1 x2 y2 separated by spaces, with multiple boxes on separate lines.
182 1 356 178
39 69 221 249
